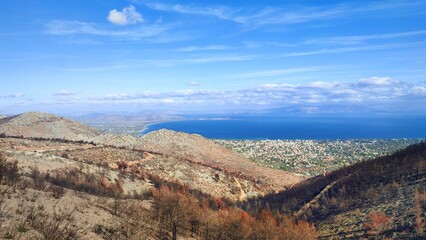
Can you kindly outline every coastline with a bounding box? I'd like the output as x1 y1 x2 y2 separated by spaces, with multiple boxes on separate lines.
140 117 234 135
140 118 187 135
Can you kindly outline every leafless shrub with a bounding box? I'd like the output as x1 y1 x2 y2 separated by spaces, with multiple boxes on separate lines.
0 186 11 228
414 189 425 235
17 178 31 191
29 167 46 191
46 167 116 197
61 152 69 159
94 200 151 240
49 185 65 199
0 152 19 185
28 206 85 240
2 230 15 239
24 191 38 202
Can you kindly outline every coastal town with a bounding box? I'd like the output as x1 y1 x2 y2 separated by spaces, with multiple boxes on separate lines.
215 139 422 176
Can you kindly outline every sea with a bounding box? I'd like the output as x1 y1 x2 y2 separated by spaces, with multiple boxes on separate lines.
141 115 426 140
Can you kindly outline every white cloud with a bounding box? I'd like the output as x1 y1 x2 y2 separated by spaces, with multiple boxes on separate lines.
357 77 401 87
187 81 200 86
53 90 76 96
413 86 426 94
170 89 227 97
107 5 143 26
87 77 426 110
0 93 24 99
90 92 159 101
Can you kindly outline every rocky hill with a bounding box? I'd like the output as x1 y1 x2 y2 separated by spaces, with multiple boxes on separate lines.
0 112 304 200
0 112 102 141
141 129 304 193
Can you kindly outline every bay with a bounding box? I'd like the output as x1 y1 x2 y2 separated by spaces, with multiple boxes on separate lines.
141 115 426 140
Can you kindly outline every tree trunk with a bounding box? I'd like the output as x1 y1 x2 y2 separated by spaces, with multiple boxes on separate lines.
172 222 177 240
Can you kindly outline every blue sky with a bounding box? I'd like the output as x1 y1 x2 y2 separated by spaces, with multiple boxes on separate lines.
1 0 425 115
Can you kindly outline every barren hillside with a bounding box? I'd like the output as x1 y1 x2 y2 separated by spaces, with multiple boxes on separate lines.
0 112 304 200
0 112 102 141
141 129 304 192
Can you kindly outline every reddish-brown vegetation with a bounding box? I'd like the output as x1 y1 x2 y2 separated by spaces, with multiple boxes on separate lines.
151 185 317 240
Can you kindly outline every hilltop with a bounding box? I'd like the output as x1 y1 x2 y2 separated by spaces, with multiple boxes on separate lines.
141 130 304 193
0 112 303 200
0 112 102 141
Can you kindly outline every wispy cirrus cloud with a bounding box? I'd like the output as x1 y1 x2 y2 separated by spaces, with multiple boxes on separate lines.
232 6 345 26
57 63 130 72
183 55 254 64
285 41 426 57
57 54 256 72
144 2 342 26
136 54 256 66
176 45 229 52
55 38 425 73
232 66 326 79
145 2 231 20
144 1 344 25
306 30 426 45
143 0 426 28
243 41 296 48
44 20 169 40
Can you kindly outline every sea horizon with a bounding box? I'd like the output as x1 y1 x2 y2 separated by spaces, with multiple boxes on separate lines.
141 115 426 140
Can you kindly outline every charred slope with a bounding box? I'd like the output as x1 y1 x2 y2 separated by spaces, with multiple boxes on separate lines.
243 141 426 238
